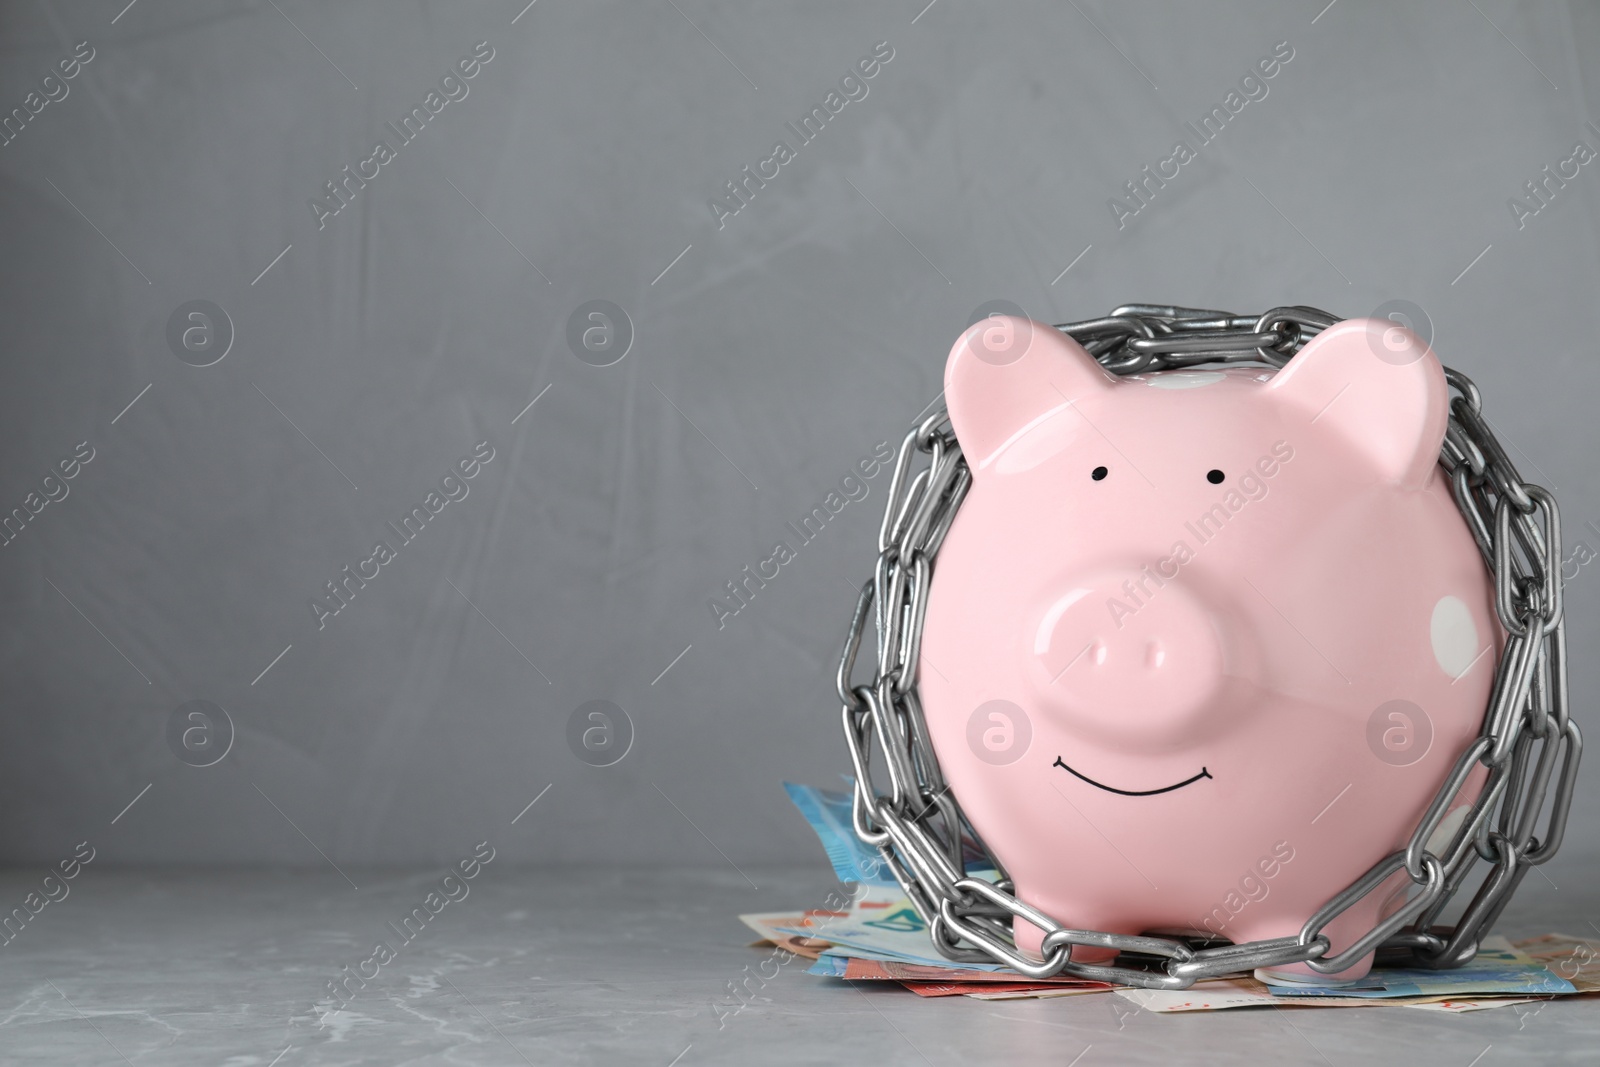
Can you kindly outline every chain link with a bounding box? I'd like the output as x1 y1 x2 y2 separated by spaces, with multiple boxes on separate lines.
835 304 1581 989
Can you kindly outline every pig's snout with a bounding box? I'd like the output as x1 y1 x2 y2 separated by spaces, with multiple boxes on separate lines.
1033 569 1227 747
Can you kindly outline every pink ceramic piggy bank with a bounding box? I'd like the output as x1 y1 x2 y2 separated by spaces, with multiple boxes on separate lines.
919 316 1498 980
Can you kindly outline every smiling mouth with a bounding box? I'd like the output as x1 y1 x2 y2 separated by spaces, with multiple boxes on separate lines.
1052 757 1213 797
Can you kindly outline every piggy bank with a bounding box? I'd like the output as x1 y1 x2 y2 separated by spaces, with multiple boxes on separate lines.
919 316 1497 980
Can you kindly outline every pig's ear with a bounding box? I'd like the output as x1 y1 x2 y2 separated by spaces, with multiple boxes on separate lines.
1265 318 1448 488
945 316 1117 469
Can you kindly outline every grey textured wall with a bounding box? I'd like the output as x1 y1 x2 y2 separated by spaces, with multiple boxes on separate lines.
1 0 1597 872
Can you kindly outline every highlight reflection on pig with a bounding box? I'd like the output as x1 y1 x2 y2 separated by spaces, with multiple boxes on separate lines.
920 316 1497 980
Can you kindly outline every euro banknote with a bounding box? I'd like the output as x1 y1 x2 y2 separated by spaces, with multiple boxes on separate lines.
1116 977 1541 1013
783 782 898 887
773 899 1017 972
1513 933 1600 993
784 781 992 888
1259 936 1575 999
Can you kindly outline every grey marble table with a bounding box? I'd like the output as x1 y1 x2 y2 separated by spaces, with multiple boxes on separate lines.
1 859 1598 1066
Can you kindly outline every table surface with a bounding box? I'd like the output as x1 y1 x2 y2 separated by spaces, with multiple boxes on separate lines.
1 859 1598 1066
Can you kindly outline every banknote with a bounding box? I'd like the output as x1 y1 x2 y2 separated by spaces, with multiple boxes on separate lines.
902 981 1113 999
784 781 993 888
813 954 1110 986
961 986 1127 1001
807 953 1113 999
1405 997 1542 1013
1513 933 1600 993
901 982 1047 998
747 930 830 960
1118 979 1314 1012
1259 936 1575 999
783 782 899 887
807 955 853 978
774 899 1015 972
806 951 1013 977
739 889 907 959
739 900 898 942
1116 978 1539 1013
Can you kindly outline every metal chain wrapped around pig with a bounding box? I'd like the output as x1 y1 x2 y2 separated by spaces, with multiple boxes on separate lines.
836 305 1579 988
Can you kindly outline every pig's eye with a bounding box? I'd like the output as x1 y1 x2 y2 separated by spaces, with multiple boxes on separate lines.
1091 466 1108 481
1207 469 1225 484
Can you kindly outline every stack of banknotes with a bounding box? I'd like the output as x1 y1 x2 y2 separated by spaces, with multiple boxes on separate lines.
761 784 1600 1012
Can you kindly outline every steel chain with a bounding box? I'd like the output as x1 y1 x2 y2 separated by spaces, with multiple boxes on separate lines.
835 304 1581 989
